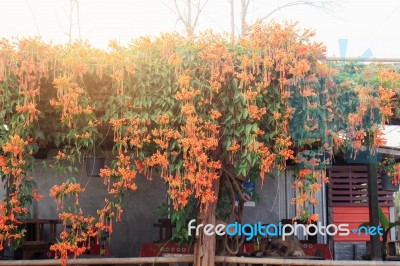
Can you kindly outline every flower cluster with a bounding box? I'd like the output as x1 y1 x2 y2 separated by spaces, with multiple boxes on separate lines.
0 135 40 250
50 212 96 264
100 153 138 195
380 157 400 186
50 78 94 128
292 164 329 222
49 182 84 209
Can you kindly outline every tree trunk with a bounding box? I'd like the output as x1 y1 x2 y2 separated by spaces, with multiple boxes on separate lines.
193 177 220 265
382 234 388 261
230 0 235 38
240 0 249 35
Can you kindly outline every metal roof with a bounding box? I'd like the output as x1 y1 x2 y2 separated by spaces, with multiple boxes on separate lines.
377 125 400 157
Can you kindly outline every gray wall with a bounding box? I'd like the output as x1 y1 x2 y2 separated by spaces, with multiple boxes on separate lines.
31 150 167 257
242 171 281 225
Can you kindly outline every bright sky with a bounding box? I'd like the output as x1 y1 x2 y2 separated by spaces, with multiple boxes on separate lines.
1 0 400 58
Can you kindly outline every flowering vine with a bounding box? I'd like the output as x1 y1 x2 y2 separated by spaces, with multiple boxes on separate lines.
0 22 399 265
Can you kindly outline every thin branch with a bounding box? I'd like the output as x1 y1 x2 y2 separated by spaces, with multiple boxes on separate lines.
174 0 187 27
223 229 243 255
161 0 184 31
245 0 251 12
25 0 42 38
240 0 251 34
192 0 210 29
75 0 81 40
259 0 335 21
223 175 238 222
222 166 247 201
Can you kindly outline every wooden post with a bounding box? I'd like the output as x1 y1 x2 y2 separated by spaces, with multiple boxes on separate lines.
367 161 381 260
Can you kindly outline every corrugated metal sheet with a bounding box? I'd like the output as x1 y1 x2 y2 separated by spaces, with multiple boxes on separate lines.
278 168 328 243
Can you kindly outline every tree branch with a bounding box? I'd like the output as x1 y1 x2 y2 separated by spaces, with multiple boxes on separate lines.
240 0 252 34
174 0 188 27
259 0 335 21
26 0 42 38
192 0 210 30
222 165 247 202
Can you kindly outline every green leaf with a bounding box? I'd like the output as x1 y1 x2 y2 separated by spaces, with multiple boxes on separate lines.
388 221 400 230
379 207 389 229
245 124 252 136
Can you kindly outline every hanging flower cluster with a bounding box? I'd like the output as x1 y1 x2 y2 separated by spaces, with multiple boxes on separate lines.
49 181 93 262
11 39 51 125
292 164 329 222
391 163 400 186
166 114 221 211
100 153 138 195
0 135 40 250
50 77 94 128
49 182 84 210
50 213 96 264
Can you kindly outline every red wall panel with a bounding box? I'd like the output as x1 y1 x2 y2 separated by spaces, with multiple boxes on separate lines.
331 206 390 241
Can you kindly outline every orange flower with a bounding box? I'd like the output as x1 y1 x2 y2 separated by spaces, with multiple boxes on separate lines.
134 160 145 173
0 156 6 167
298 168 311 178
176 75 191 89
247 105 266 120
272 111 281 120
181 103 195 115
308 213 319 223
156 114 170 124
56 151 65 160
210 109 222 120
227 141 240 153
31 189 43 201
309 197 318 205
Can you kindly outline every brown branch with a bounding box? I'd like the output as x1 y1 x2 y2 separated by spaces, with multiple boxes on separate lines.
222 161 247 182
222 165 248 202
223 174 239 222
220 175 245 255
223 232 242 255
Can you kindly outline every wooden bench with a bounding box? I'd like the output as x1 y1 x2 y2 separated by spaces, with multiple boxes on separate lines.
16 219 61 259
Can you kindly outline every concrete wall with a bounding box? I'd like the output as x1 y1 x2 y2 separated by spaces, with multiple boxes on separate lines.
241 173 281 225
31 150 167 257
